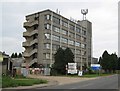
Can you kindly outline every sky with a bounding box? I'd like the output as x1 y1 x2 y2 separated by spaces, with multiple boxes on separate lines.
0 0 119 58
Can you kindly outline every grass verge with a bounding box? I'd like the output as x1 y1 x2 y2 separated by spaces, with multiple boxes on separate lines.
2 75 48 88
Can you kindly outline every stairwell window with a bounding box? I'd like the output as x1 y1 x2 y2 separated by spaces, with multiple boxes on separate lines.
45 14 51 20
45 53 50 59
45 43 50 49
44 24 51 30
45 33 50 39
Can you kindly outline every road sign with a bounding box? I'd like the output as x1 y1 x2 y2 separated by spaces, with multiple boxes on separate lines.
91 64 101 70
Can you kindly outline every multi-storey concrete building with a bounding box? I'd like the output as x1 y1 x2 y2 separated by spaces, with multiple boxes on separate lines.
22 9 92 69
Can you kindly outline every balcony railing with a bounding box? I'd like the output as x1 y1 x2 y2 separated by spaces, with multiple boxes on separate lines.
23 29 38 37
23 20 38 28
23 39 38 47
29 58 37 66
23 49 37 57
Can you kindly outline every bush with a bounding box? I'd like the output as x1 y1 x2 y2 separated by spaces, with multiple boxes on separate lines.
86 67 95 74
50 69 58 76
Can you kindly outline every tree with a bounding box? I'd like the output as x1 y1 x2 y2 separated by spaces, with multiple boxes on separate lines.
117 57 120 70
100 50 110 72
14 52 17 58
109 53 118 72
99 50 118 73
18 53 22 58
98 57 102 64
64 47 74 64
11 53 15 58
52 48 66 75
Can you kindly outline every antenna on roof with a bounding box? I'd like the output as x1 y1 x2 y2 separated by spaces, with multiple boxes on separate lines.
59 11 60 15
56 9 58 14
81 9 88 20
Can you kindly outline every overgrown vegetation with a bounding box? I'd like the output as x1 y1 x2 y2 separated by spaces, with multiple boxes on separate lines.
2 75 48 88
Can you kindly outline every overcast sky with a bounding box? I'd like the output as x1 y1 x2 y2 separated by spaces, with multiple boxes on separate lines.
0 0 119 58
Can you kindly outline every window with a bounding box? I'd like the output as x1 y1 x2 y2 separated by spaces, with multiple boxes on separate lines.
44 24 51 30
53 26 60 33
45 43 50 49
68 40 74 45
45 33 50 39
82 30 86 35
81 43 86 49
76 27 81 33
81 51 86 56
81 36 86 42
76 50 81 54
62 21 68 27
69 32 74 38
70 24 74 30
53 16 60 24
52 35 60 42
76 57 80 61
76 34 81 40
75 42 80 47
45 53 50 59
61 29 67 35
34 17 38 20
61 37 67 44
45 14 51 20
52 44 60 50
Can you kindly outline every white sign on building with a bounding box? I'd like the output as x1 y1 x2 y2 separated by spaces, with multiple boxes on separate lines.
67 63 77 74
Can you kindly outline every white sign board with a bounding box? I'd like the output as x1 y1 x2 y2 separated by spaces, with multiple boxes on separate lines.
67 63 77 74
78 71 83 76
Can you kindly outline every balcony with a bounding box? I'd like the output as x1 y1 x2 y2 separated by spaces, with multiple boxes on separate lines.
23 39 38 47
23 20 38 28
23 41 29 47
29 58 37 66
30 39 38 46
23 30 38 37
23 49 37 57
23 32 30 37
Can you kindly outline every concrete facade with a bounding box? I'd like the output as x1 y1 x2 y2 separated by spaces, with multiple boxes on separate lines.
23 9 92 68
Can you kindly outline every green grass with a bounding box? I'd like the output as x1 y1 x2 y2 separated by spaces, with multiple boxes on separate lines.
2 76 48 88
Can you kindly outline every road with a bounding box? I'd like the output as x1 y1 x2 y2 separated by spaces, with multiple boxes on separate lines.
38 74 118 89
2 74 119 91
